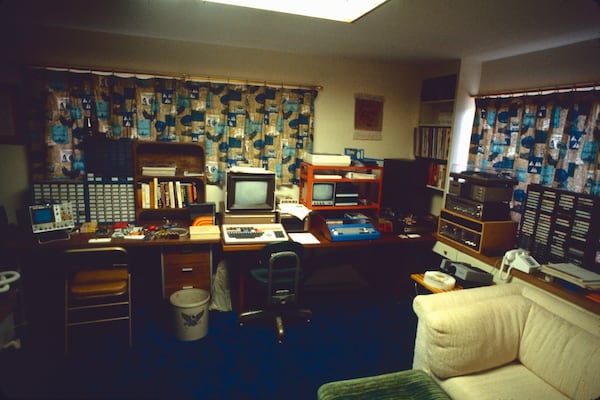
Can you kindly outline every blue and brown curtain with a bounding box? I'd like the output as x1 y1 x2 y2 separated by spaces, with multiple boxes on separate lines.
468 89 600 220
27 68 318 186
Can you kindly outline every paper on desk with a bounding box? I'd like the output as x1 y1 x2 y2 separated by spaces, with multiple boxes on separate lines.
545 262 600 282
288 232 320 244
278 203 311 221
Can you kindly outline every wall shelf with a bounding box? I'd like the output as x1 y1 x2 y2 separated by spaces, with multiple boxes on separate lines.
299 162 383 214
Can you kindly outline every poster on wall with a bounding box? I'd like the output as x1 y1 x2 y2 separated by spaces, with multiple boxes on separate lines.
354 94 383 140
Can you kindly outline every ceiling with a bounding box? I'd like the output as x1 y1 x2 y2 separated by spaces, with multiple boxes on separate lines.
3 0 600 63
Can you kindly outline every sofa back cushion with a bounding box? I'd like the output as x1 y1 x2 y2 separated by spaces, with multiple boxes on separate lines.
425 295 531 379
520 303 600 400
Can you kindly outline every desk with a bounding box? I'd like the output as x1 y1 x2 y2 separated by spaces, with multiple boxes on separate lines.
410 273 463 295
17 230 220 299
12 227 435 334
222 230 436 311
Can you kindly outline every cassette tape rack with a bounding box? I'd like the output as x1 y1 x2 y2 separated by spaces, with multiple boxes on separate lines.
518 184 600 272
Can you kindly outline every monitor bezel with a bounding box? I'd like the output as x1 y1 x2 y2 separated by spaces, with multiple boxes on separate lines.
225 171 276 213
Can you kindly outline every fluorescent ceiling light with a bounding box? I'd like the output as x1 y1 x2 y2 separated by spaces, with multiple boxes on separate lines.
204 0 388 23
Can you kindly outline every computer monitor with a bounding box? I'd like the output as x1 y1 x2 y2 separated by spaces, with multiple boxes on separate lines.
311 182 335 206
381 158 431 216
225 170 276 213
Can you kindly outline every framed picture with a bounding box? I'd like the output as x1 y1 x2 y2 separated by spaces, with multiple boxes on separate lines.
354 94 383 140
0 85 20 144
354 94 383 131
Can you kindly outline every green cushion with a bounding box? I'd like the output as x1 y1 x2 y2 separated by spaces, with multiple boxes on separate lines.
317 369 450 400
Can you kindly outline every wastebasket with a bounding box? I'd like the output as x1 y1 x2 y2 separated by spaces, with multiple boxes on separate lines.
169 288 210 341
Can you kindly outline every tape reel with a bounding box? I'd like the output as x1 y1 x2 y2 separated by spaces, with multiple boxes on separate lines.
424 270 456 290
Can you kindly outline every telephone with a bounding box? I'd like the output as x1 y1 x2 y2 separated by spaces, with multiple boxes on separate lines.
500 248 540 280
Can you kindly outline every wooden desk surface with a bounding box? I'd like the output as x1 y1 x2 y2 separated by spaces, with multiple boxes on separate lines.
19 227 434 252
221 230 435 252
411 273 463 294
19 231 220 250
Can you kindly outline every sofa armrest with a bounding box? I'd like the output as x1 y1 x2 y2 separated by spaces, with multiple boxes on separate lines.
413 284 522 373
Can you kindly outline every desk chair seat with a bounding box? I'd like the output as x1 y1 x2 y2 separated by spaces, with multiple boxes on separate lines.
238 241 312 343
64 247 132 353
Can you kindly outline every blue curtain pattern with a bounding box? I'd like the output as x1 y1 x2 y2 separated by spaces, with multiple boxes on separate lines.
469 90 600 220
29 69 318 186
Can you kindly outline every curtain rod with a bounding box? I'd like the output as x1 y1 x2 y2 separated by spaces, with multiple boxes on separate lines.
31 64 323 91
473 81 599 98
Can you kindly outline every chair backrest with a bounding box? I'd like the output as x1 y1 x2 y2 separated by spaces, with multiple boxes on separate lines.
63 247 129 273
259 241 304 305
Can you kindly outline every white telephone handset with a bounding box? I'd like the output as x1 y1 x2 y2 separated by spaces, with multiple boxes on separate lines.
500 249 540 280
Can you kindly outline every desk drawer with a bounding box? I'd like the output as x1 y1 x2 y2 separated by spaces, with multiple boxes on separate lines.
162 247 211 298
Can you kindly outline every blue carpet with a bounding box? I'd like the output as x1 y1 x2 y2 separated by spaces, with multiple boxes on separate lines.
0 292 417 399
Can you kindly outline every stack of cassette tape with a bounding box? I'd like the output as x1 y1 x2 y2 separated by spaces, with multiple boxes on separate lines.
438 170 518 255
518 184 600 270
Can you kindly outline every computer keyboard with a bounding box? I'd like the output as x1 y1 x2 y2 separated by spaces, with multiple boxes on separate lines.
222 223 289 244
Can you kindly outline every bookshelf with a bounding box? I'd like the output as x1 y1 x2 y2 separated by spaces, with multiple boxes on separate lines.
133 141 206 224
414 75 456 195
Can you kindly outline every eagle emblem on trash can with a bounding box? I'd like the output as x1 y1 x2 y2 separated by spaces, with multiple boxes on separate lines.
181 310 204 327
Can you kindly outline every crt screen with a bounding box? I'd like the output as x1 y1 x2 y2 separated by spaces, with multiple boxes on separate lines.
32 207 53 224
234 181 268 206
312 183 334 200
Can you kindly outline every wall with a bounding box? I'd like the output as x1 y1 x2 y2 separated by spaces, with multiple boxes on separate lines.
18 26 424 160
479 39 600 94
3 27 598 224
449 39 600 184
0 26 428 222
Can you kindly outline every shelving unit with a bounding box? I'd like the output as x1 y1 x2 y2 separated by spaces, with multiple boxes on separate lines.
298 162 383 214
518 184 600 271
414 75 457 216
133 141 206 224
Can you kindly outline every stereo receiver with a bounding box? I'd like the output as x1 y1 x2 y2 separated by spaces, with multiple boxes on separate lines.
445 194 510 221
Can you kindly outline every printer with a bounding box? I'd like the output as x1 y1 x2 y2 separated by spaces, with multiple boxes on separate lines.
439 259 493 287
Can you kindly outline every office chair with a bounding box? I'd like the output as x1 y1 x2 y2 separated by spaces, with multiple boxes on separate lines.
238 241 312 343
63 247 132 353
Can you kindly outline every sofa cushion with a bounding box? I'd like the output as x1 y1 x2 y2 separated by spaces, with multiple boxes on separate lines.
438 362 570 400
317 369 451 400
425 294 531 379
520 302 600 400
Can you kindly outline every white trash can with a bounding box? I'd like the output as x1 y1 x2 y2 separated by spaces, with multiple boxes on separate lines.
169 288 210 341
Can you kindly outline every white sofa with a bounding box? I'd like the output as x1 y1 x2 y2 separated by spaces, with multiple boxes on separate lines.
413 282 600 400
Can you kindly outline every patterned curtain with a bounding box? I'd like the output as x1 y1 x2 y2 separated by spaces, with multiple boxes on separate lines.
468 90 600 220
27 69 318 186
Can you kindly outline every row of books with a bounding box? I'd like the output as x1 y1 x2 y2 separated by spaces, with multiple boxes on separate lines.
426 162 447 189
138 178 199 209
414 126 451 160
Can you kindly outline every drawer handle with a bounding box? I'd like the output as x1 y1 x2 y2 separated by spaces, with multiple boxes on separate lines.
181 267 194 273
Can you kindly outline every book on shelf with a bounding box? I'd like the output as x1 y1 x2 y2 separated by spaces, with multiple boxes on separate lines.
167 181 176 208
142 164 176 176
140 180 198 209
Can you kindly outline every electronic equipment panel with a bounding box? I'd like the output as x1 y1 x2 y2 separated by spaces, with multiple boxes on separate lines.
29 201 75 234
222 223 288 244
323 223 381 242
438 208 518 255
444 194 510 221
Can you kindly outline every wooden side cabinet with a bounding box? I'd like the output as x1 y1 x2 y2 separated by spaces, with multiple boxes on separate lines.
161 245 212 299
